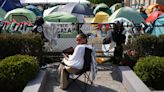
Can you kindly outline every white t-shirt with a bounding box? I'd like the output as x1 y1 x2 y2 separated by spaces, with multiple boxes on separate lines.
64 44 92 70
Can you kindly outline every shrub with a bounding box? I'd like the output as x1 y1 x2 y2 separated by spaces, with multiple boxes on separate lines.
134 56 164 90
0 33 44 66
134 34 157 56
156 35 164 56
0 55 39 92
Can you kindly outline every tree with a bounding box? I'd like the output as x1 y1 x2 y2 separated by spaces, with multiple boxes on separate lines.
87 0 122 7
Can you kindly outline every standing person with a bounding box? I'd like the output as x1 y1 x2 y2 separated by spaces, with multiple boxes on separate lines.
57 33 95 90
32 16 44 33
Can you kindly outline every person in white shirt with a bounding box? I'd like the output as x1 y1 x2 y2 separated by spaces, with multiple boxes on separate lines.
57 33 93 89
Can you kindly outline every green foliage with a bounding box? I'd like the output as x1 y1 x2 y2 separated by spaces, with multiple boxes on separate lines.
88 0 120 6
156 35 164 56
0 33 44 65
134 56 164 90
0 55 39 92
124 34 157 57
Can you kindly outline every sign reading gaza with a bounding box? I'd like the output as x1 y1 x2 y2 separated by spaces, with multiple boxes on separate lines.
44 23 77 33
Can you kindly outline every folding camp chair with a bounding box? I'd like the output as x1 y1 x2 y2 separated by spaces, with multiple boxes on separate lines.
67 47 93 92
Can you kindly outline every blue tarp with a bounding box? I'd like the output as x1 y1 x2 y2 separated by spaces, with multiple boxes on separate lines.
0 0 23 12
145 14 164 37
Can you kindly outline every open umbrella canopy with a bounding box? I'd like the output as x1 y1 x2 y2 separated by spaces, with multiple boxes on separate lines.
0 7 6 21
108 7 145 24
93 3 111 15
146 11 163 23
91 11 109 23
58 3 93 16
4 8 36 22
43 11 78 22
25 5 43 16
43 5 64 17
0 0 23 12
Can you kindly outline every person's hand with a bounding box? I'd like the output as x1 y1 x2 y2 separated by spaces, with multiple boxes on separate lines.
63 53 69 60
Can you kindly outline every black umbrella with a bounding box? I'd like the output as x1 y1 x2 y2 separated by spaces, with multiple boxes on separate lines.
58 3 93 16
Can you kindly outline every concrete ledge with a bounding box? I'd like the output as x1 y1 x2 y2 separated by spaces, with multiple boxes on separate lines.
23 70 47 92
118 66 151 92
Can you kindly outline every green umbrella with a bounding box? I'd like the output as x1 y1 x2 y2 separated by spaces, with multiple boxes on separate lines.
93 3 111 15
4 8 36 22
108 7 145 24
43 11 78 22
0 7 6 21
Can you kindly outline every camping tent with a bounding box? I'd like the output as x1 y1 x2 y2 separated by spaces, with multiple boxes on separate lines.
43 11 78 22
145 14 164 37
93 3 111 15
108 7 145 24
146 3 164 14
92 11 109 23
110 3 122 13
25 5 43 16
0 7 6 21
146 11 163 23
4 8 36 22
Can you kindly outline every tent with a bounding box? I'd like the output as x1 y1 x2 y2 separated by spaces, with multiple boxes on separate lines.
145 14 164 37
43 11 78 22
0 0 23 12
109 3 122 13
4 8 36 22
146 11 163 23
0 7 6 21
146 3 164 14
91 11 109 23
93 3 111 15
108 7 145 24
25 5 43 16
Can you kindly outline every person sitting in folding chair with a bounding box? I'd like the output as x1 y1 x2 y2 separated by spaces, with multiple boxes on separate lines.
57 33 97 90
